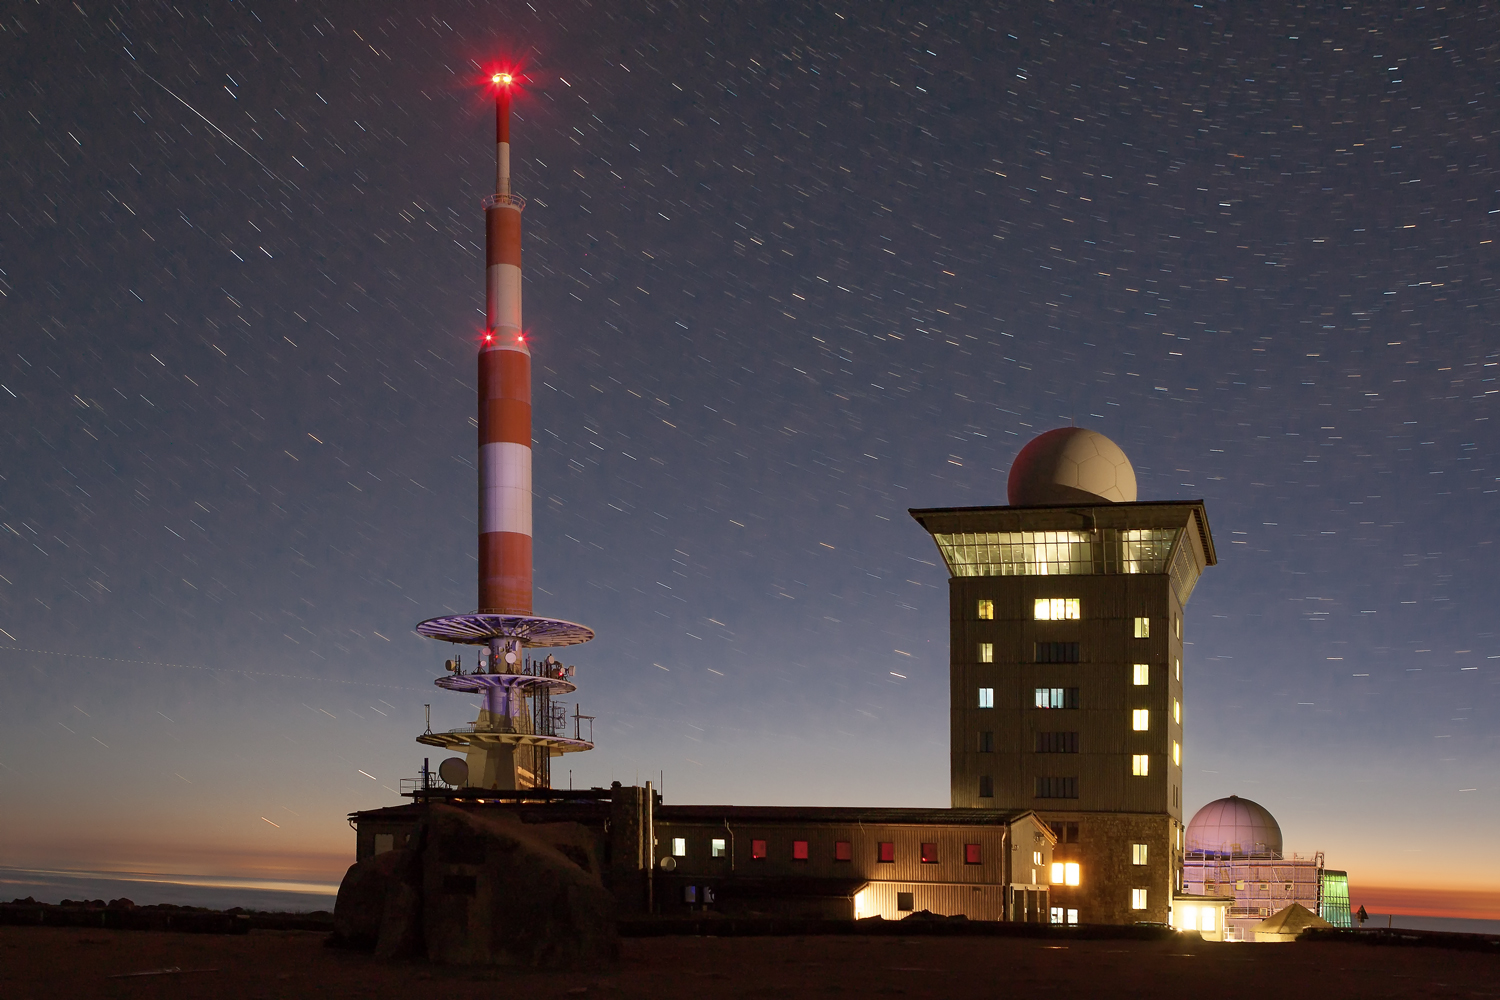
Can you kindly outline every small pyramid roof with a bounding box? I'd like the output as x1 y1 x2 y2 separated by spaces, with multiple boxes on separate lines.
1254 902 1333 936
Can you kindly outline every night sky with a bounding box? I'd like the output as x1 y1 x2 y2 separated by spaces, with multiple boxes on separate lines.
2 1 1497 899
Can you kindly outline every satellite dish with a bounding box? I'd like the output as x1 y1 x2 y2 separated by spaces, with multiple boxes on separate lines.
659 856 677 872
438 757 469 786
504 651 518 664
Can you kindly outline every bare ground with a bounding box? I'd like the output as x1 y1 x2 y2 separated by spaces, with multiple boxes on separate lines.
3 925 1496 999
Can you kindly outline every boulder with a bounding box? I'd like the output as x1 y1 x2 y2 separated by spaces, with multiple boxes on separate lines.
422 804 616 968
332 846 421 952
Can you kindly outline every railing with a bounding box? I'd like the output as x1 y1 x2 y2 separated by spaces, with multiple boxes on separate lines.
400 774 458 796
482 192 527 211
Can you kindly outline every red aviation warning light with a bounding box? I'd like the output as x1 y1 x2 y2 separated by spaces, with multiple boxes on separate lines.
492 72 514 87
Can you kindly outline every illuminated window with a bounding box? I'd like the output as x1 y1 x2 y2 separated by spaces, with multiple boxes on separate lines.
1034 731 1079 753
1132 843 1148 866
711 838 727 858
1051 862 1064 884
834 841 852 862
1035 687 1080 709
1034 598 1080 621
978 642 994 663
1133 663 1149 686
1051 862 1080 886
878 842 895 863
1131 888 1148 910
1202 907 1216 932
978 687 994 709
1033 851 1042 865
1132 709 1150 731
978 775 993 798
978 730 994 753
1068 908 1079 924
1035 641 1080 663
921 843 939 864
1134 617 1150 638
1050 906 1065 924
977 599 994 620
1176 658 1181 681
1132 754 1149 776
751 839 767 860
1173 741 1181 766
672 837 687 857
965 843 982 865
1176 615 1181 639
1180 905 1197 931
1174 698 1181 724
1034 776 1078 799
792 840 809 861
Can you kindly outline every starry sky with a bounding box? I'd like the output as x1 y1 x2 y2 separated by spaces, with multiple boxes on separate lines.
2 1 1497 901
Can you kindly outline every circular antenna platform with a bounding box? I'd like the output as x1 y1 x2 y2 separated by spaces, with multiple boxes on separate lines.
438 756 469 786
435 673 576 696
415 613 594 648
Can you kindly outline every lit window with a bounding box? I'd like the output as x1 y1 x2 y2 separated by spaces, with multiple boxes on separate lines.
1134 617 1150 638
1133 663 1149 686
834 841 852 861
751 839 767 860
965 843 982 865
1066 862 1080 886
1034 687 1080 709
1033 851 1042 865
977 599 994 620
1067 908 1079 925
1180 905 1197 931
672 837 687 857
1173 741 1181 766
1132 709 1150 731
1132 754 1149 776
1131 888 1148 910
1202 907 1216 932
920 843 939 864
792 840 809 861
1050 906 1065 924
878 842 895 863
1051 862 1064 884
1034 597 1080 620
978 687 994 709
711 838 727 858
1174 698 1181 724
1175 658 1181 681
1176 616 1181 639
978 775 993 798
979 642 994 663
1132 843 1148 866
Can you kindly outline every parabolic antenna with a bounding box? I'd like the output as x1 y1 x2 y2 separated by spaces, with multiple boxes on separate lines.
438 757 469 787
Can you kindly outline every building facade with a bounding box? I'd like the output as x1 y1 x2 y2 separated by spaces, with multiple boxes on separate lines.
911 499 1216 926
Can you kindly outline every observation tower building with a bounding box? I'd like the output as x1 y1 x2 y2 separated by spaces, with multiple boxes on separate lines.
911 427 1216 926
411 72 594 791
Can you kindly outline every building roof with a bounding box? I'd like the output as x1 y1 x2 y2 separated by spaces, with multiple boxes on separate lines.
655 805 1043 828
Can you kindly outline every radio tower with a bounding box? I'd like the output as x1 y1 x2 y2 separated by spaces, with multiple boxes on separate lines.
413 71 594 791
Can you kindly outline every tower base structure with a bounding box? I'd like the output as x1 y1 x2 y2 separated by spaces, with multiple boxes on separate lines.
415 613 594 792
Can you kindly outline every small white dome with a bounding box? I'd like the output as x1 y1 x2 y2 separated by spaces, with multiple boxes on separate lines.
1007 427 1138 506
1186 795 1284 858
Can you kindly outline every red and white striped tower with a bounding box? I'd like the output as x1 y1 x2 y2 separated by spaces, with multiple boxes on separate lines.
413 71 595 793
479 72 531 616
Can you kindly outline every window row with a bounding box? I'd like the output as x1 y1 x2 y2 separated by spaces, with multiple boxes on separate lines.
670 837 985 865
972 599 1154 641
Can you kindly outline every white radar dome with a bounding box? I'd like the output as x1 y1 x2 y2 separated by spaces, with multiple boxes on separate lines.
1185 795 1284 858
1006 427 1138 506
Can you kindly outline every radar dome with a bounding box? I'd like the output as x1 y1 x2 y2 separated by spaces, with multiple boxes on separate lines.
1007 427 1138 506
1185 795 1283 858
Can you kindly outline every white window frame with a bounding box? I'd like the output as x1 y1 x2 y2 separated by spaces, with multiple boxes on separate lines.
978 687 994 709
711 838 727 858
672 837 687 857
1134 617 1150 638
1132 754 1149 776
1132 708 1150 731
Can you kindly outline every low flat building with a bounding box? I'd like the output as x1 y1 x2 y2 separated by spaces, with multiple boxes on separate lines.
348 785 1057 923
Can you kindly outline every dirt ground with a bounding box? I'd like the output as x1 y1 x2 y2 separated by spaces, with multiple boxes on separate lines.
3 926 1497 999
